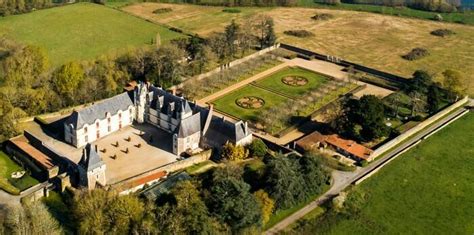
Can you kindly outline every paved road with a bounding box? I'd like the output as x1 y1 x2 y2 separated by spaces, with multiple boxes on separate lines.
265 107 469 234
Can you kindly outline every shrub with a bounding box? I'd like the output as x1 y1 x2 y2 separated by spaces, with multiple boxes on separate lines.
283 30 314 38
152 8 172 14
402 48 430 61
169 27 183 33
433 14 443 21
248 139 268 158
430 29 455 37
311 13 334 21
359 160 369 167
222 8 241 13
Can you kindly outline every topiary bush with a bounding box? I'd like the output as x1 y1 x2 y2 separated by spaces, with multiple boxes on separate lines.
402 48 430 61
283 30 314 38
430 29 455 37
153 8 172 14
222 8 241 13
311 13 334 21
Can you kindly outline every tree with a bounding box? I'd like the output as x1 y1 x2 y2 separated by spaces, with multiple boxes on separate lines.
51 61 85 105
252 15 277 49
4 203 62 235
72 189 144 234
263 154 306 209
224 20 241 58
427 85 442 114
441 69 465 102
155 180 217 234
299 154 330 195
206 166 263 231
221 142 249 161
405 70 432 94
337 95 389 142
248 138 268 158
253 190 275 225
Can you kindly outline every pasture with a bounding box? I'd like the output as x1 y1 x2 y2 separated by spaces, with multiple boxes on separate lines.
292 112 474 234
123 3 474 95
0 3 183 66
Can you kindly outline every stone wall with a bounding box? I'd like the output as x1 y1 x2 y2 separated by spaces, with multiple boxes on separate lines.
371 96 469 159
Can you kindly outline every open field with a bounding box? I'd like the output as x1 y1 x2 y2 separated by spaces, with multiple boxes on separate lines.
123 3 474 95
290 112 474 234
213 85 290 121
254 67 328 98
0 151 39 194
0 3 183 66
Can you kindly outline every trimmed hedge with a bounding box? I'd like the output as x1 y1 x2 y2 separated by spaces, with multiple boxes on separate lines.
153 8 172 14
402 48 429 61
430 28 455 37
222 8 241 13
311 13 334 21
283 30 314 38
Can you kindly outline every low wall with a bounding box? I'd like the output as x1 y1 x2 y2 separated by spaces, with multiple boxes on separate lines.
111 149 212 192
371 96 469 158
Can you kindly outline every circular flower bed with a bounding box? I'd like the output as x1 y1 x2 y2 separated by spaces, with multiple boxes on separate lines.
282 76 308 86
236 96 265 109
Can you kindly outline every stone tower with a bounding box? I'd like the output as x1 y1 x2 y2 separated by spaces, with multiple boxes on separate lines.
134 82 147 124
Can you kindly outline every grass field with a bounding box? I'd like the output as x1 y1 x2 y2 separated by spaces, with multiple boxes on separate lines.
254 67 328 98
0 151 39 194
213 85 290 121
291 112 474 234
123 3 474 95
0 3 183 66
297 1 474 25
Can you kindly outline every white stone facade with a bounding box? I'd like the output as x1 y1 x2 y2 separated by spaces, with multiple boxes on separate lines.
65 106 134 148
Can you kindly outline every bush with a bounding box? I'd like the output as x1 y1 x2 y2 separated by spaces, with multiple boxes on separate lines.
433 14 443 21
402 48 429 61
169 27 183 33
248 139 268 158
311 13 334 21
283 30 314 38
430 29 455 37
359 160 369 167
152 8 172 14
222 8 241 13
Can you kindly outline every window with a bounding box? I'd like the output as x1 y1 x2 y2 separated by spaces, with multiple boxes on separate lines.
96 122 99 128
118 113 122 119
108 117 111 123
129 108 133 115
84 127 88 133
96 130 100 139
108 125 111 132
119 121 122 129
85 135 88 143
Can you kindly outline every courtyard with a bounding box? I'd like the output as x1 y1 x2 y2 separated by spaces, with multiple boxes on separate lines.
26 120 179 185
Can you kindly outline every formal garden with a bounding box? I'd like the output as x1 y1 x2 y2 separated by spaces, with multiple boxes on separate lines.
212 66 358 135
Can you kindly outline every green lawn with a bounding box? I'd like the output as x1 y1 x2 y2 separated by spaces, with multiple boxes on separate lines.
293 112 474 234
254 67 329 98
0 3 183 66
212 85 290 122
0 151 39 194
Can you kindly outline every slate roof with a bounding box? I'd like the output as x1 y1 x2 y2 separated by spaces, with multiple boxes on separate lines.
204 117 250 146
148 86 194 119
65 92 133 130
79 144 105 172
175 113 201 138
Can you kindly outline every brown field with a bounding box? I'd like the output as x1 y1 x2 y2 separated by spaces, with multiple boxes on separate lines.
123 3 474 95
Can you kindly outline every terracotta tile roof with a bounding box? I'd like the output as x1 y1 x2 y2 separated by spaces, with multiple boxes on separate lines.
295 131 328 150
325 134 373 160
131 171 167 188
10 136 56 170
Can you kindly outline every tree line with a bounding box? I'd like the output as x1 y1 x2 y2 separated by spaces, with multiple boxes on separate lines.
315 0 459 13
156 0 298 7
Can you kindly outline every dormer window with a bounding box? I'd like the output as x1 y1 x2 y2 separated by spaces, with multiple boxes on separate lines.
84 127 88 133
96 122 99 128
108 117 111 123
119 113 122 120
